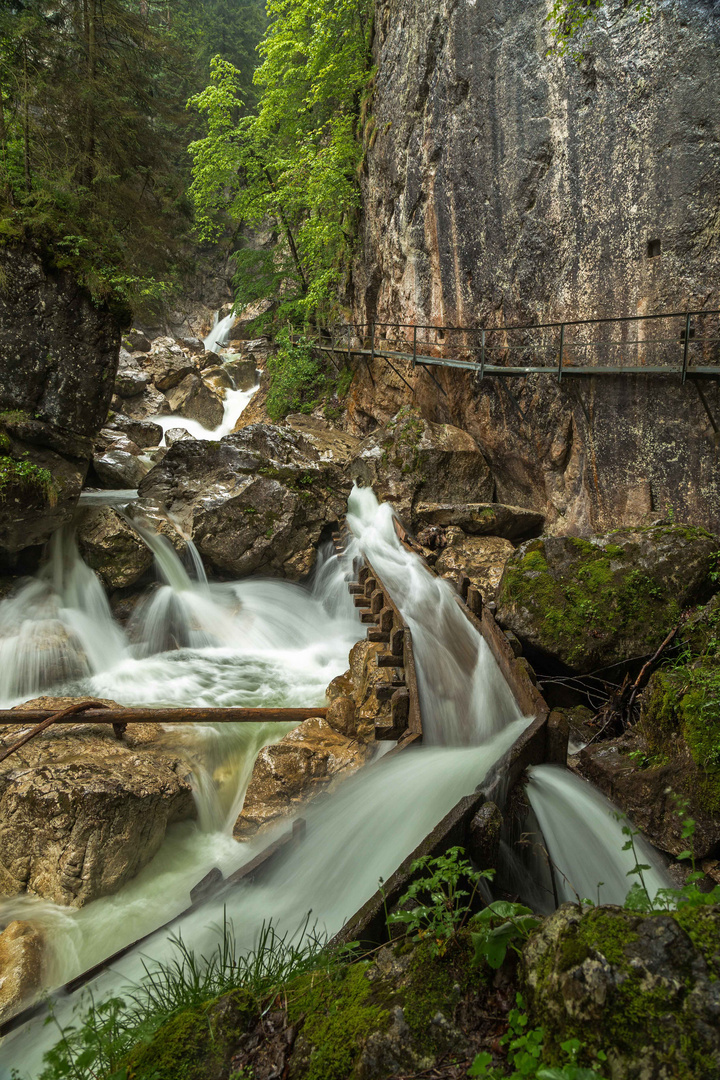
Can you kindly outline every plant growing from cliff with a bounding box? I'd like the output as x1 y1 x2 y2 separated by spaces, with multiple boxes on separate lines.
470 901 540 970
388 846 490 957
546 0 652 61
0 455 54 503
188 0 374 326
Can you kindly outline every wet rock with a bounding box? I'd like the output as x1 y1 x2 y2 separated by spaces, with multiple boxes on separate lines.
0 697 196 907
143 337 198 391
121 384 171 421
165 373 224 429
435 529 514 601
93 448 148 489
223 357 258 391
496 525 718 673
103 414 163 449
328 640 394 739
122 329 151 353
415 502 544 541
0 246 123 560
76 507 152 589
202 365 234 393
138 424 350 580
0 921 45 1024
351 407 492 527
285 413 362 463
164 427 193 447
114 368 150 398
522 904 720 1078
233 717 369 840
179 336 205 355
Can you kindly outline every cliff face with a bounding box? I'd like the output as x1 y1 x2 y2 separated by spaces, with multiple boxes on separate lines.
0 246 122 560
350 0 720 534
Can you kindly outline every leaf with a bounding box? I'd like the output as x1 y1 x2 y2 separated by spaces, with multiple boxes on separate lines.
467 1051 493 1076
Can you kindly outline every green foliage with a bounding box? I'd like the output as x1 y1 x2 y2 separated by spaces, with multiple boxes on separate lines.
188 0 373 324
387 846 491 958
468 994 607 1079
265 331 353 421
40 916 329 1080
0 454 54 502
640 600 720 811
471 901 540 970
546 1 653 61
0 0 264 306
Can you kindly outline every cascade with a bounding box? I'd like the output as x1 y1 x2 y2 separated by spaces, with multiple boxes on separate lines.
204 310 235 352
0 489 675 1076
526 764 672 905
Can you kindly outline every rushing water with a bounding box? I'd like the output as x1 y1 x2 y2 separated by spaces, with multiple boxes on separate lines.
0 487 672 1076
526 764 672 905
204 310 236 353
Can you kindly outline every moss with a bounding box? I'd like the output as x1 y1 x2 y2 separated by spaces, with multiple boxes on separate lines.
401 936 478 1055
125 988 257 1080
0 408 31 425
533 909 719 1077
286 961 390 1080
0 455 55 503
499 536 683 667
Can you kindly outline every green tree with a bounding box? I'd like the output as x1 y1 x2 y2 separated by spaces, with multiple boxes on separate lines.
188 0 374 325
0 0 265 306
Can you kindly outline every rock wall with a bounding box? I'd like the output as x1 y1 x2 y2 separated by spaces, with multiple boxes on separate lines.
349 0 720 534
0 245 123 561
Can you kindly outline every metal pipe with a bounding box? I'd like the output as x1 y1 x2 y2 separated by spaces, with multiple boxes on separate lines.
0 707 328 726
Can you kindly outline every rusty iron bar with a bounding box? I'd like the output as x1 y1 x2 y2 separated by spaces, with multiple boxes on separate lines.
0 701 111 765
0 707 328 727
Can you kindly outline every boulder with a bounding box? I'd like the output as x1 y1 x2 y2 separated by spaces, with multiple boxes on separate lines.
233 717 369 840
76 507 153 589
103 414 163 449
179 336 205 355
165 374 224 429
435 529 514 600
351 407 493 526
165 427 193 448
415 502 544 540
93 448 148 489
0 921 44 1024
138 424 350 580
223 356 258 391
201 365 234 393
522 904 720 1078
327 639 393 740
121 385 171 421
114 368 150 398
496 525 718 672
122 329 151 353
0 441 85 557
142 337 198 391
0 697 196 907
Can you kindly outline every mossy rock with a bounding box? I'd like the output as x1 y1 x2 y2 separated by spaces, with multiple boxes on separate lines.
496 526 718 673
523 903 720 1079
124 988 257 1080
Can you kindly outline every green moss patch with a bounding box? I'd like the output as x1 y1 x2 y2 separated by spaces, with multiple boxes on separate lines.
0 455 55 503
286 962 391 1080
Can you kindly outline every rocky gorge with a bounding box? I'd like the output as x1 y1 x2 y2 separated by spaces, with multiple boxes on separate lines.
0 1 719 1078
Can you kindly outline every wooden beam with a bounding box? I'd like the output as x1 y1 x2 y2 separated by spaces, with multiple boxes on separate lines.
0 707 327 727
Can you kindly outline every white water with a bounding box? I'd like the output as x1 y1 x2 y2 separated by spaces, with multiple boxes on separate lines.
203 310 235 353
0 487 533 1077
526 764 672 906
0 488 672 1078
155 384 259 444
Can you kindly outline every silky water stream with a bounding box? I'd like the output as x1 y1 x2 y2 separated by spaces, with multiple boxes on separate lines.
0 487 671 1075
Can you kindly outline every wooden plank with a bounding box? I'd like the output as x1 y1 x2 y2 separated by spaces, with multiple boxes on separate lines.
0 707 327 726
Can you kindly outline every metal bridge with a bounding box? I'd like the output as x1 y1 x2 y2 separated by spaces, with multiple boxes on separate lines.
308 308 720 387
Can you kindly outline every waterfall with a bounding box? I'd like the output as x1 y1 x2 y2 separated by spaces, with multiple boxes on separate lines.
203 310 235 352
526 764 672 906
0 529 129 708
